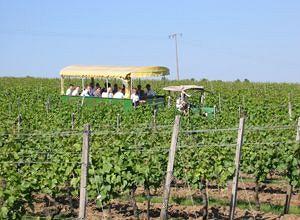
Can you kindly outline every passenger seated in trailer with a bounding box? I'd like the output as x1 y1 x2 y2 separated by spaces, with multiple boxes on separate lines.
145 84 156 98
113 88 124 99
81 85 92 97
89 82 95 95
136 85 145 99
94 82 100 91
93 87 102 97
131 88 139 106
102 87 113 98
122 84 126 95
101 82 111 94
92 83 101 96
112 83 118 94
66 84 74 96
72 86 80 96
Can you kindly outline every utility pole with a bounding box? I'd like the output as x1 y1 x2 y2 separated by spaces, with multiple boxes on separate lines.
169 33 182 81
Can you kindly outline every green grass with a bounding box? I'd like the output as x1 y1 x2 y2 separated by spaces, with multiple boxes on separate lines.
241 177 286 184
130 194 300 215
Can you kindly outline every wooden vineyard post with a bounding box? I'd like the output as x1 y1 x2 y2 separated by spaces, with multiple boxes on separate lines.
8 103 12 116
117 113 120 130
218 93 222 112
160 115 181 220
17 114 22 132
284 117 300 214
45 101 49 114
17 98 21 113
284 184 292 214
229 117 245 220
71 113 75 130
201 93 205 105
153 109 158 129
48 97 51 112
45 98 50 114
288 93 292 120
79 124 90 219
81 78 85 91
213 105 216 118
81 96 85 107
297 117 300 142
61 76 65 95
167 96 171 108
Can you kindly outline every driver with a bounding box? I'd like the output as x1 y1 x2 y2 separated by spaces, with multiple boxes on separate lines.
176 92 189 113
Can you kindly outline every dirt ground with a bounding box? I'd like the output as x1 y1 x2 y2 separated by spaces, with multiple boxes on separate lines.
167 182 300 207
85 201 286 220
27 198 283 219
25 180 300 219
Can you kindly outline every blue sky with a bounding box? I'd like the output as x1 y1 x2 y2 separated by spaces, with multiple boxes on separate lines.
0 0 299 82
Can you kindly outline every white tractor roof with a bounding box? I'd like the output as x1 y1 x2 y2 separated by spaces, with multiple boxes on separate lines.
163 85 204 92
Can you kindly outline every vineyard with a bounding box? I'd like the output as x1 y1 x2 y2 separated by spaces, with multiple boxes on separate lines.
0 77 300 219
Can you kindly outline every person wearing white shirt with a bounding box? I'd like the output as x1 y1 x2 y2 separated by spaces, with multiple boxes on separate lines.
176 93 188 113
72 86 80 96
113 88 124 99
81 89 90 97
131 89 139 106
66 84 74 96
145 84 156 97
81 85 92 97
102 87 113 98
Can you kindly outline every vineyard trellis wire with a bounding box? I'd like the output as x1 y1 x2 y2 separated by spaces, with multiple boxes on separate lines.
1 78 300 216
1 113 300 219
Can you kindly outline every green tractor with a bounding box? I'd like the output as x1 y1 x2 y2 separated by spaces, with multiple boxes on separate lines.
163 85 216 117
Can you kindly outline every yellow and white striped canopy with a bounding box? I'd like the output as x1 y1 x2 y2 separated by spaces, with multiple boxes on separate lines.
60 65 169 79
